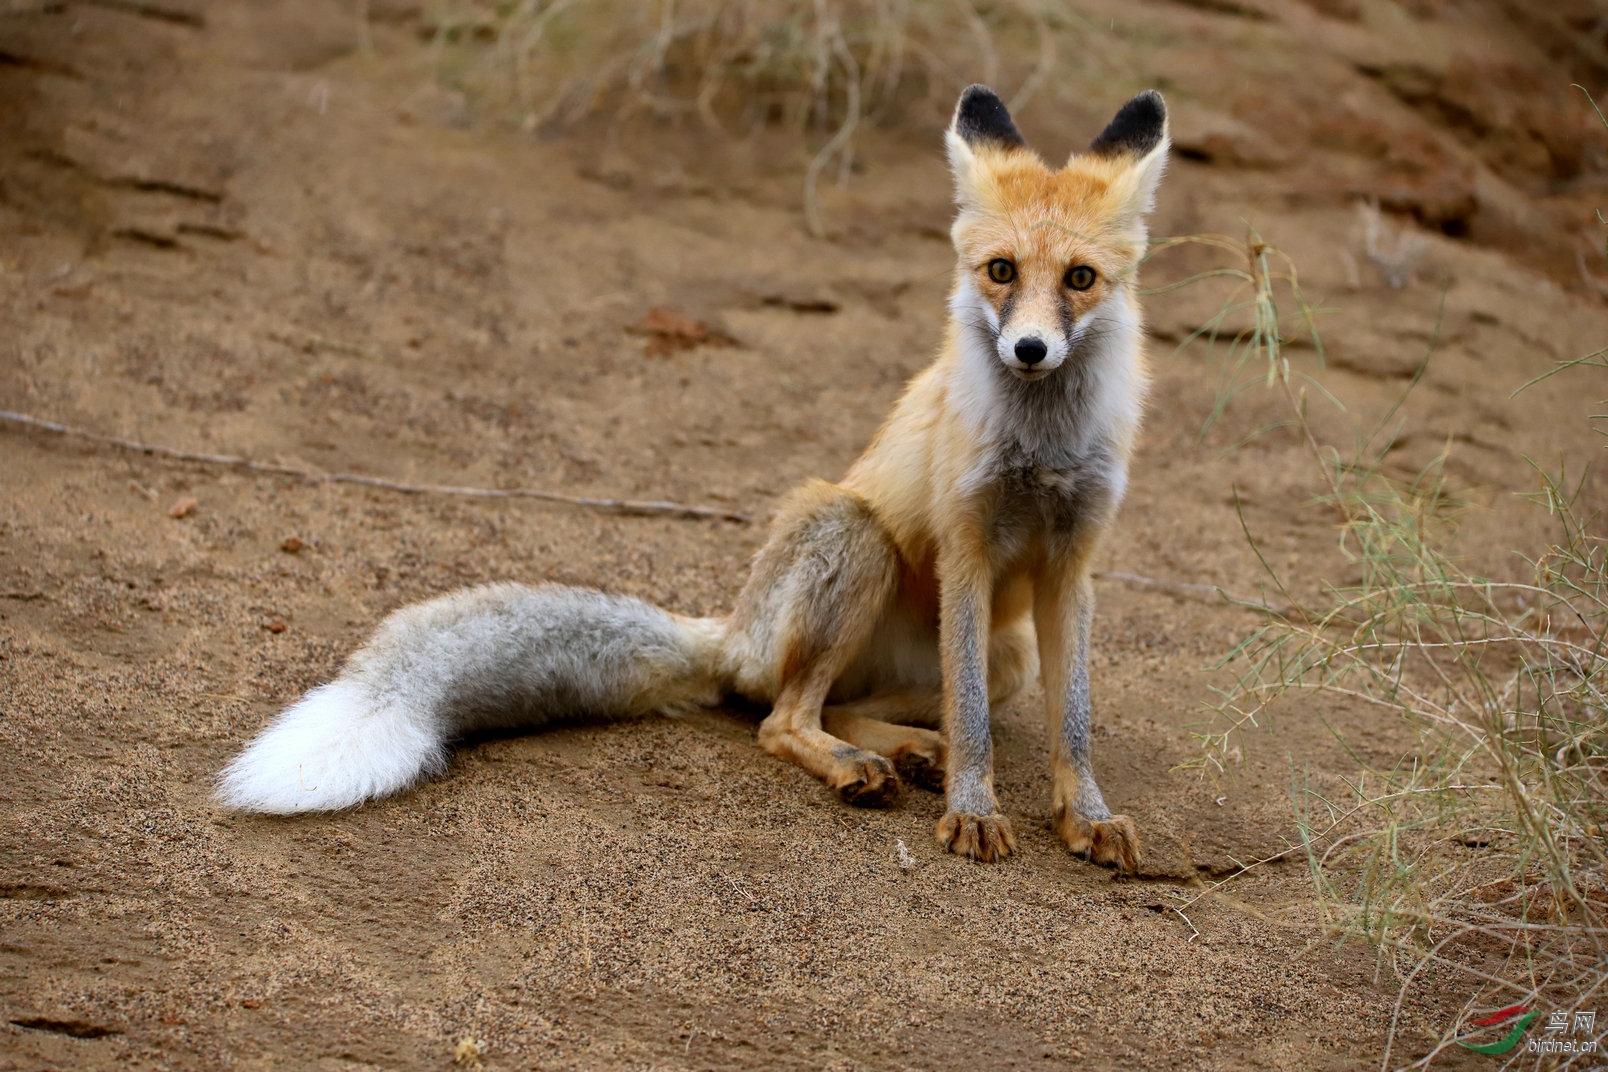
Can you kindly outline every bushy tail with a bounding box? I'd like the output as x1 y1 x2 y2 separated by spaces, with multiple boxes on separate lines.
216 583 726 814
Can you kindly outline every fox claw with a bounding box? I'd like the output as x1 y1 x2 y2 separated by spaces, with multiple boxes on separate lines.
837 754 901 807
894 751 946 793
1054 807 1140 873
936 811 1016 863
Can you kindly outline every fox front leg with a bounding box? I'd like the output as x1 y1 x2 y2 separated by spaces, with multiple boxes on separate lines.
1034 564 1140 872
934 549 1016 862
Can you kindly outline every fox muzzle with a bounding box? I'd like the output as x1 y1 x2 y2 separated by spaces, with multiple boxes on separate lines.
997 315 1071 377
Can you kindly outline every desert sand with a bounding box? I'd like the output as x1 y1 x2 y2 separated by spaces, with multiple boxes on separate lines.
3 1 1605 1069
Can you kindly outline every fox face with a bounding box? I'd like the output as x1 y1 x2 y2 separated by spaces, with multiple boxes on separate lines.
946 87 1168 382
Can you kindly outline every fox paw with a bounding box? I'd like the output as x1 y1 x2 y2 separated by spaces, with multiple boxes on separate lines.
936 811 1016 863
1054 808 1140 873
836 753 901 808
893 748 945 793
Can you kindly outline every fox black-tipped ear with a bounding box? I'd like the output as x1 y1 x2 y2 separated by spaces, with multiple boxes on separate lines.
1079 91 1169 228
1089 90 1168 158
952 84 1026 151
946 85 1027 211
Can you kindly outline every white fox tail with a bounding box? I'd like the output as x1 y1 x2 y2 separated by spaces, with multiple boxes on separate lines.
216 583 726 814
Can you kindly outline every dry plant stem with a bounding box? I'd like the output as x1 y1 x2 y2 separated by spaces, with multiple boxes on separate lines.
0 409 752 523
802 12 861 239
0 411 1267 592
958 0 998 87
1091 569 1287 615
1003 1 1054 114
454 0 1049 233
355 0 373 58
1150 222 1605 1069
511 0 579 111
1245 233 1343 507
1176 785 1504 914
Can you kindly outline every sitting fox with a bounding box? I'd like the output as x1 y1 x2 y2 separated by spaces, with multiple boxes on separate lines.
219 85 1168 871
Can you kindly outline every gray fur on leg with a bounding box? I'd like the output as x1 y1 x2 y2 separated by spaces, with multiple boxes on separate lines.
1060 588 1111 822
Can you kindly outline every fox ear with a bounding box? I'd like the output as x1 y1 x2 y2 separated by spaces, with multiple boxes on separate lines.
946 84 1026 209
952 84 1026 152
1086 90 1169 219
1090 90 1167 159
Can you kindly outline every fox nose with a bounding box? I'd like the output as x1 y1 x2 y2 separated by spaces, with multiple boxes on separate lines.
1014 337 1048 366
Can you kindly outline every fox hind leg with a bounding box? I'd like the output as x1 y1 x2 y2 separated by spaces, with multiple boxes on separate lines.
822 691 946 792
806 576 1038 796
742 483 907 806
818 617 1033 796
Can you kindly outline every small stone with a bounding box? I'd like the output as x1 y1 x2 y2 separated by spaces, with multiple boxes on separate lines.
454 1038 484 1069
168 496 197 519
280 537 305 553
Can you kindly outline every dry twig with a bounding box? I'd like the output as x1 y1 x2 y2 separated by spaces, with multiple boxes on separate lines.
0 409 751 523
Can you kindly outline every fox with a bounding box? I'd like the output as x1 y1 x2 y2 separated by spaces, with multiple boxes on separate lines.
218 84 1169 871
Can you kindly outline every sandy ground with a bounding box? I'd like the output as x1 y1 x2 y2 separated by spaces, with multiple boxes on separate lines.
2 1 1606 1069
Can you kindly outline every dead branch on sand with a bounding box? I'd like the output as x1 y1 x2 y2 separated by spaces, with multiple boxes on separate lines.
4 410 1293 607
0 409 752 523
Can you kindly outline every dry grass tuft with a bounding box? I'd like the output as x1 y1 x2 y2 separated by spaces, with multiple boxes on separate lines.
416 0 1059 233
1154 220 1606 1067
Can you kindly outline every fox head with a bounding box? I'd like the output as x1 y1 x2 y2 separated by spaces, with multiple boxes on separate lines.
945 85 1168 382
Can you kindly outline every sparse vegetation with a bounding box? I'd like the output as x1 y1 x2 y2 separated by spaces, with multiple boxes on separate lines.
422 12 1608 1059
10 0 1608 1066
416 0 1058 232
1167 220 1608 1067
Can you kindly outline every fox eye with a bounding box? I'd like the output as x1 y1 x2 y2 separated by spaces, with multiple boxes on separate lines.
986 258 1016 285
1065 265 1097 290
